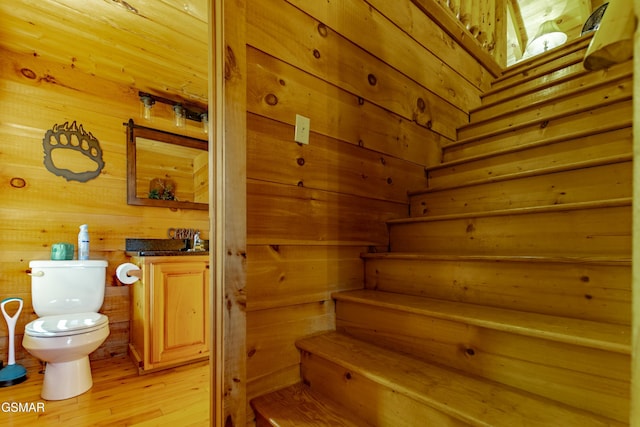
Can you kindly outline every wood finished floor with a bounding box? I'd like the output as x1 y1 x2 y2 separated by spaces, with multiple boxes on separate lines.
0 356 209 426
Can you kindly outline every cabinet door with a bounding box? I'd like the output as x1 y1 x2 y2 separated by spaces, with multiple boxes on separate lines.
150 261 209 365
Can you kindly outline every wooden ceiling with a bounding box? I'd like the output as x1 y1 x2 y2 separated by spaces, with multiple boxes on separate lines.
0 0 209 105
0 0 607 104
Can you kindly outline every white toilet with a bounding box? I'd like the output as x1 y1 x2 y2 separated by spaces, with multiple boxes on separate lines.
22 260 110 400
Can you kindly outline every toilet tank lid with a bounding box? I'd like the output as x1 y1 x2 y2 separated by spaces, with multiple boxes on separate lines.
30 260 108 268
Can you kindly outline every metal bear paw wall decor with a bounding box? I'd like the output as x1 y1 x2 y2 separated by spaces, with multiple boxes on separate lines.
42 121 105 182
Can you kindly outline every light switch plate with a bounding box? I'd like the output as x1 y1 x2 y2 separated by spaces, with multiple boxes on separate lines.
294 114 310 144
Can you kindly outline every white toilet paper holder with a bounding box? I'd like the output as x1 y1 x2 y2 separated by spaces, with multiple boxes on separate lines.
116 263 142 285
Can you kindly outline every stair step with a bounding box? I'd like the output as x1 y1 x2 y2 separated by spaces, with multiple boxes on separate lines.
425 127 632 191
388 198 631 257
297 331 624 426
482 54 586 108
332 290 630 422
411 156 632 217
489 35 593 93
473 60 632 124
361 253 631 325
334 289 629 353
458 73 632 141
250 382 366 427
443 99 632 163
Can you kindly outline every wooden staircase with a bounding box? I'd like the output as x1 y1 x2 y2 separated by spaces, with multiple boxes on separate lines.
251 38 632 426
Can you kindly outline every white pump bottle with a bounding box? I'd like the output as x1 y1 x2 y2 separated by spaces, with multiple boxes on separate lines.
78 224 90 260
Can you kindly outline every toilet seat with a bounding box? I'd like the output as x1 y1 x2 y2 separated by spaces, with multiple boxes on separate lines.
25 312 108 338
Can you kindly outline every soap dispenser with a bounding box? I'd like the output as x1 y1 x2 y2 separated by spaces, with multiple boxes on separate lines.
78 224 90 260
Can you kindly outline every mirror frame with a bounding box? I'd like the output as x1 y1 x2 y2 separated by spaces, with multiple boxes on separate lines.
126 119 209 210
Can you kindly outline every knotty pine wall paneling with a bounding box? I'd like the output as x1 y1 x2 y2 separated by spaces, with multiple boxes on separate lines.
244 0 490 411
0 48 209 367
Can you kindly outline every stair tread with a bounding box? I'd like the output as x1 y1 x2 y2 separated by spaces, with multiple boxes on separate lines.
442 101 632 153
478 59 587 111
475 58 616 120
332 289 630 354
414 153 632 195
360 252 631 265
492 34 593 86
251 382 366 427
297 331 623 427
457 92 632 141
424 148 631 177
387 197 631 224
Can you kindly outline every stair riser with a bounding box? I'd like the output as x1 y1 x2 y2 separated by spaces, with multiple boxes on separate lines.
474 61 632 124
458 75 632 141
336 302 630 422
390 206 631 257
443 100 632 163
300 350 470 427
414 160 632 217
483 59 585 106
489 37 592 93
364 258 631 324
427 127 631 191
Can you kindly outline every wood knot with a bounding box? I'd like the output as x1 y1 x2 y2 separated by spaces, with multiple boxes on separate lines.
20 68 37 80
367 73 377 86
317 23 328 37
313 49 321 59
416 97 426 111
10 177 26 188
265 93 278 106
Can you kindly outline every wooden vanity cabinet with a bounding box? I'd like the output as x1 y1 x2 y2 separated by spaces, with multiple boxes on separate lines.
129 255 210 373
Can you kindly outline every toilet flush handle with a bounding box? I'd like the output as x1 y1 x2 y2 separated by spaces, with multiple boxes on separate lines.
26 269 44 277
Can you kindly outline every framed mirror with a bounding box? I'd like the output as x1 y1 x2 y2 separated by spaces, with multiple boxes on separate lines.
125 119 208 210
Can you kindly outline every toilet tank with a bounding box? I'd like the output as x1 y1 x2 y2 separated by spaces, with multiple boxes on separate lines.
29 260 108 316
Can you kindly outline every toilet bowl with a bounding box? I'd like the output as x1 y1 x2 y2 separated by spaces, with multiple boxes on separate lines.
22 260 110 400
23 312 109 400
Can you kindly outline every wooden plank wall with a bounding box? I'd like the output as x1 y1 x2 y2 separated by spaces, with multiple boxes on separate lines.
0 47 210 368
632 2 640 424
244 0 493 417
